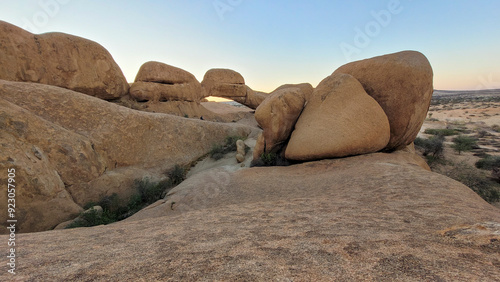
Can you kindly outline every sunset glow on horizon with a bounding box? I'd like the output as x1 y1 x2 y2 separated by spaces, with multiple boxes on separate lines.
1 1 499 92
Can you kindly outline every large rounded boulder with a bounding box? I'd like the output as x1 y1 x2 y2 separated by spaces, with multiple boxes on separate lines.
333 51 433 150
285 73 390 161
254 86 309 154
0 21 129 100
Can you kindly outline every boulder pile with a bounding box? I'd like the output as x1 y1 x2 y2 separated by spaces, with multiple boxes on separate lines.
253 51 433 163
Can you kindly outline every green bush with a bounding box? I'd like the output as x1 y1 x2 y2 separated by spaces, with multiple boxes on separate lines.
260 152 278 166
424 128 459 136
67 168 186 229
209 144 226 160
476 156 500 170
445 163 500 203
136 178 166 205
168 164 186 185
66 207 117 229
451 135 478 155
414 136 444 157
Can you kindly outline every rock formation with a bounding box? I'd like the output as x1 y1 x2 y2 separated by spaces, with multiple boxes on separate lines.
333 50 433 150
235 139 246 163
285 73 390 160
3 151 499 280
0 80 251 233
254 86 308 155
0 21 129 100
232 87 268 109
201 68 247 98
130 61 203 102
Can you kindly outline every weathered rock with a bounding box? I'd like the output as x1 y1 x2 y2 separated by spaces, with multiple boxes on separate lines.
273 83 314 101
236 139 246 163
7 151 500 280
0 80 252 233
201 68 247 98
129 81 202 102
236 139 246 156
255 87 307 154
131 61 203 102
252 132 265 161
135 61 198 84
0 21 129 100
286 73 390 161
232 87 268 109
235 153 245 163
333 51 433 150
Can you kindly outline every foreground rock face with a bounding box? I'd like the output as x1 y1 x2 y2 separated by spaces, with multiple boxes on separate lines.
334 51 433 150
4 152 499 280
0 21 129 100
0 80 251 233
285 73 390 160
130 61 203 102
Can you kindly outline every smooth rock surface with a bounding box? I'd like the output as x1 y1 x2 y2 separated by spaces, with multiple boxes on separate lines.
334 51 433 150
286 73 390 161
255 87 308 154
0 80 251 233
0 21 129 100
3 152 499 280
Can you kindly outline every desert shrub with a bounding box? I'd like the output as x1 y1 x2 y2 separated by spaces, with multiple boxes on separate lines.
67 173 184 229
209 144 225 160
136 177 166 205
491 124 500 133
476 156 500 170
424 128 459 136
209 135 246 160
66 207 117 229
168 164 186 185
451 135 478 154
260 152 278 166
445 163 500 203
414 136 444 157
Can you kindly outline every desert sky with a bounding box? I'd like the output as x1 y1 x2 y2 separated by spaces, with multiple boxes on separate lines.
1 0 499 93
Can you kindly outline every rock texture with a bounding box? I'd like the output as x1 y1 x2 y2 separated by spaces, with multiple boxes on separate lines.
130 61 203 102
334 50 433 150
0 80 251 233
0 21 129 100
286 73 390 160
201 68 247 98
273 83 314 101
255 86 308 154
232 87 268 109
236 139 246 163
3 152 499 280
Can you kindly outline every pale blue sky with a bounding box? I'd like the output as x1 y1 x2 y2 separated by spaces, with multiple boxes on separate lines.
1 0 499 92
